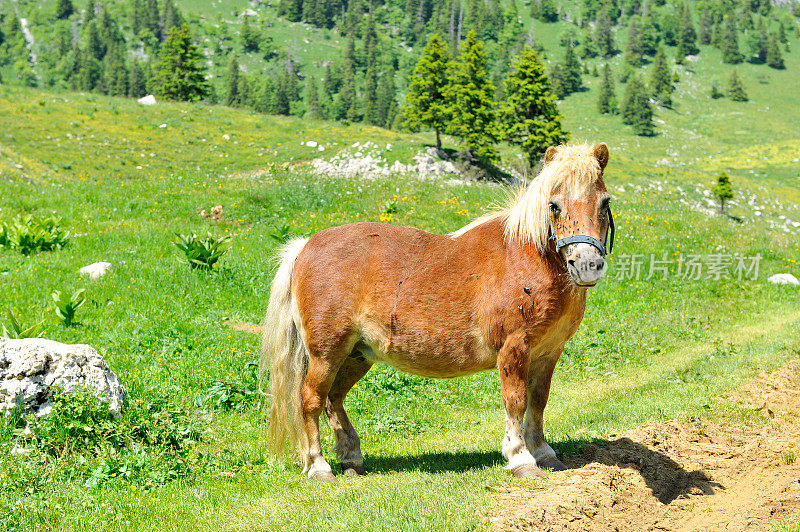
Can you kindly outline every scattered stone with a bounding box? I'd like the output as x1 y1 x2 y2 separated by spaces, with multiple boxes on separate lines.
768 273 799 286
222 134 231 140
305 140 318 148
137 95 157 106
0 338 125 417
686 55 699 62
200 205 224 221
159 123 167 129
79 261 112 280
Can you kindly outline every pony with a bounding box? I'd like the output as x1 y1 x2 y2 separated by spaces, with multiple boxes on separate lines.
260 143 615 482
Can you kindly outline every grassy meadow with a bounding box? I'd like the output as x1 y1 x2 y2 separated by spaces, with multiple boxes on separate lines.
1 25 800 530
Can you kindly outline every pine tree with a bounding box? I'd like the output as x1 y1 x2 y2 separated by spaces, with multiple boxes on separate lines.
447 31 499 161
621 74 655 136
561 43 583 94
746 17 767 63
624 15 644 66
640 12 659 56
501 46 568 166
597 63 617 114
363 64 379 125
534 0 558 22
305 76 321 119
128 61 147 97
55 0 74 20
144 0 161 40
149 25 209 102
766 33 785 69
402 33 453 150
376 71 398 128
676 2 699 59
649 46 673 107
102 44 129 96
578 27 598 58
721 16 742 64
727 68 747 101
710 82 723 99
225 56 240 106
131 0 144 35
698 9 712 45
163 0 182 34
595 9 617 58
241 16 260 53
84 0 97 23
711 172 734 215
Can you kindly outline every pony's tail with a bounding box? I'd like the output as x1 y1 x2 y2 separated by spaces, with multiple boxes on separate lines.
259 237 311 462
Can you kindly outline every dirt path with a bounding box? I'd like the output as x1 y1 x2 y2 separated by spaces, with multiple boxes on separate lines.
491 362 800 531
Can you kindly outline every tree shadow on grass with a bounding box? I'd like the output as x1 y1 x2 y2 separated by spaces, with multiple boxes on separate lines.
361 436 721 505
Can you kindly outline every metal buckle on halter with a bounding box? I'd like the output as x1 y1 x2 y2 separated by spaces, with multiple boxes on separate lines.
549 208 615 256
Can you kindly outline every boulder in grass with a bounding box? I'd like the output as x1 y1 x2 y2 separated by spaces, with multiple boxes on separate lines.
0 338 125 416
137 94 157 106
768 273 799 287
79 261 112 280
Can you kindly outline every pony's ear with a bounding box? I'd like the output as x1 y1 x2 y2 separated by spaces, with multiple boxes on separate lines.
543 146 558 164
594 143 609 171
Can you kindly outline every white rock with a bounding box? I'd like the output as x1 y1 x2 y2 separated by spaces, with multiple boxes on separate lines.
686 55 699 62
243 8 258 16
222 134 231 140
79 261 112 280
305 140 318 147
0 338 125 416
159 123 167 129
137 95 157 106
768 273 800 286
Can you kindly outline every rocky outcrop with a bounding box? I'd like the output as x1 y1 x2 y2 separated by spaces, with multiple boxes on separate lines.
0 338 125 416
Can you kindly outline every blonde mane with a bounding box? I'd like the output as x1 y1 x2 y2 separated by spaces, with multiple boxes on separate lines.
449 144 602 251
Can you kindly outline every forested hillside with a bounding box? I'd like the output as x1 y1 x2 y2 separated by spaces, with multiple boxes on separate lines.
1 0 797 162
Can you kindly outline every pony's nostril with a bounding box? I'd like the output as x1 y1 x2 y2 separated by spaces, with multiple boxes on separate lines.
567 259 576 268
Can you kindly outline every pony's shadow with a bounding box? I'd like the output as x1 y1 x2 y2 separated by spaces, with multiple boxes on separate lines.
363 437 720 505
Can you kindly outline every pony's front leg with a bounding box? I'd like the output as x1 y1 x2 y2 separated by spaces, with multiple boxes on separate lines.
524 353 567 471
497 335 543 478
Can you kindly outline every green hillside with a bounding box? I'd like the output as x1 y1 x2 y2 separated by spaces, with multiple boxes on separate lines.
1 0 800 529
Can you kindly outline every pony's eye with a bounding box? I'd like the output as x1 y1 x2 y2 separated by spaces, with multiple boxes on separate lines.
549 202 561 215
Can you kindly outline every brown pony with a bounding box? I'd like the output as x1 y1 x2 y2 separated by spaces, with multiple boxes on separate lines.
260 143 614 482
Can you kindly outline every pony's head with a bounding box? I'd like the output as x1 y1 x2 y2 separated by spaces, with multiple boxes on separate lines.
504 143 613 287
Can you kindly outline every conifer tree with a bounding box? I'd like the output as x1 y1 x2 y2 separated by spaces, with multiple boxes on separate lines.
363 64 379 125
660 10 679 46
377 71 398 128
595 10 617 58
447 31 499 161
534 0 558 22
144 0 160 39
84 0 97 23
624 16 644 66
305 76 321 119
698 9 712 45
711 172 733 215
597 63 617 114
102 44 129 96
640 12 659 56
149 25 209 101
676 2 699 58
747 17 767 63
163 0 181 34
241 16 260 53
56 0 74 20
560 42 583 94
728 68 747 101
766 33 785 69
710 82 723 99
649 46 673 107
578 27 598 58
225 56 240 106
128 61 147 97
131 0 144 35
721 16 742 64
621 74 655 136
501 46 568 166
402 33 453 150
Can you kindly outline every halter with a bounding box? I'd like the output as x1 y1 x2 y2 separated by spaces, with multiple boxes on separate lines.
549 209 615 256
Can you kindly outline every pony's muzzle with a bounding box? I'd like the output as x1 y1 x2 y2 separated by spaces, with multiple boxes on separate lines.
563 243 607 287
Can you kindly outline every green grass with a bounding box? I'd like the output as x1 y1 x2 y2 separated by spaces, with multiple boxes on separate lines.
2 25 800 527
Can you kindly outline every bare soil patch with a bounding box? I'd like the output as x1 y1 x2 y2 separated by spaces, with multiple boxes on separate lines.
491 362 800 531
225 321 262 335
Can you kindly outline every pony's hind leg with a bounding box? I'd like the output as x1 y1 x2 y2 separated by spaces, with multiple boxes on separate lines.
524 353 567 471
326 353 372 477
